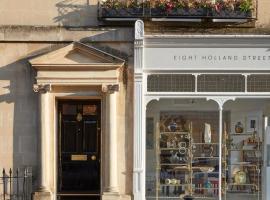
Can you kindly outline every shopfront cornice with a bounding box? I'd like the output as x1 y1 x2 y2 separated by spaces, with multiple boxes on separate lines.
144 34 270 38
143 36 270 48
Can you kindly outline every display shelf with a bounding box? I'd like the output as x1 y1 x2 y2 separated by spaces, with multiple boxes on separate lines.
225 130 262 199
159 183 189 186
193 157 219 159
160 163 188 166
227 149 261 151
157 126 220 199
160 131 190 135
157 128 193 198
193 143 219 145
160 148 187 150
229 133 254 136
193 187 219 189
227 183 258 187
228 163 259 168
192 197 217 200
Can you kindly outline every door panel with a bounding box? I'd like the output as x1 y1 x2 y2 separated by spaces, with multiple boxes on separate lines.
58 100 101 198
62 121 77 152
83 120 98 152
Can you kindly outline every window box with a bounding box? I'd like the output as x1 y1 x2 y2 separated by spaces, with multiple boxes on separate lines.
150 8 210 17
212 9 252 18
102 7 144 17
99 0 255 21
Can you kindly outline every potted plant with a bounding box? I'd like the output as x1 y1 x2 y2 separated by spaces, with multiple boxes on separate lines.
238 0 253 17
101 0 144 17
150 0 168 16
101 0 253 18
213 0 253 18
126 0 144 16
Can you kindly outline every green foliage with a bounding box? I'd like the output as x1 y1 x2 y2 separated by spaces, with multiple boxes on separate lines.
239 0 253 12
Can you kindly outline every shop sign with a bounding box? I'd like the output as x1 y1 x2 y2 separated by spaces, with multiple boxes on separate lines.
144 48 270 70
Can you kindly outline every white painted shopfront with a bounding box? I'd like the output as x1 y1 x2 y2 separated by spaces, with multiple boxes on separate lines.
133 20 270 200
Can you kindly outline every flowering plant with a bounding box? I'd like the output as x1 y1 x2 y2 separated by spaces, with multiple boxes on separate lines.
101 0 144 9
214 0 253 13
101 0 253 17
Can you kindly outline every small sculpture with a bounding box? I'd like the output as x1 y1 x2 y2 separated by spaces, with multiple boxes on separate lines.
234 170 247 184
235 122 244 133
204 123 212 143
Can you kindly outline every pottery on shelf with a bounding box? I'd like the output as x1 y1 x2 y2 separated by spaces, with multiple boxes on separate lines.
235 121 244 133
234 170 246 184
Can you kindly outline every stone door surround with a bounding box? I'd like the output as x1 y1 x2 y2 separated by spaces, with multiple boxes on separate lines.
29 42 125 200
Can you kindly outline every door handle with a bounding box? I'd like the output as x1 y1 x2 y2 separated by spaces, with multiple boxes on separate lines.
91 155 97 161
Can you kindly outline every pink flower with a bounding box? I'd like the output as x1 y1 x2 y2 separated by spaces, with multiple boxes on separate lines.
215 2 222 12
166 1 174 12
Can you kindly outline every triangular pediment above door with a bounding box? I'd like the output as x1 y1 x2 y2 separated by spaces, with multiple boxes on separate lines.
29 42 125 86
29 42 125 70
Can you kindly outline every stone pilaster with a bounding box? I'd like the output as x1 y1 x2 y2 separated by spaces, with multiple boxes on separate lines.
32 84 52 200
102 84 120 200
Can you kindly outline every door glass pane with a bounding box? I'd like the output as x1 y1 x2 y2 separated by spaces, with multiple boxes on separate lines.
83 105 97 115
62 104 77 115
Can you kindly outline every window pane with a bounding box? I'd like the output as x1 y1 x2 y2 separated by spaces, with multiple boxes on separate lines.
147 74 195 92
248 75 270 92
198 74 245 92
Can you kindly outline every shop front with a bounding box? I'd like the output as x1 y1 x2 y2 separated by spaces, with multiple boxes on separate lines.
133 20 270 200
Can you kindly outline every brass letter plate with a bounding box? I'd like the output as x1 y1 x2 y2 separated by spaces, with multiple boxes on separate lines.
71 155 87 161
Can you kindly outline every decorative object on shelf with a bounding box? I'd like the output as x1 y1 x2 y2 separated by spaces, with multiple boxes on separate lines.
168 120 177 132
167 136 178 148
204 180 212 195
204 123 212 143
234 170 247 184
202 144 214 157
179 146 187 155
235 121 244 133
199 167 215 173
169 150 180 163
165 178 181 185
246 116 258 132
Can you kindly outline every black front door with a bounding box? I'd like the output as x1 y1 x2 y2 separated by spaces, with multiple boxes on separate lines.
58 100 101 200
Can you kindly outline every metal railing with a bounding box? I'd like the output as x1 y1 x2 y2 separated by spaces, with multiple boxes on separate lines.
0 168 32 200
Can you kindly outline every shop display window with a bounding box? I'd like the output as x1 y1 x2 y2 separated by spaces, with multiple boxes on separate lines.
146 99 263 200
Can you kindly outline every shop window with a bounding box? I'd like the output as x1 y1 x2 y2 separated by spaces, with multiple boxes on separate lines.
146 98 264 200
247 75 270 92
146 100 224 199
147 74 195 92
198 74 245 92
